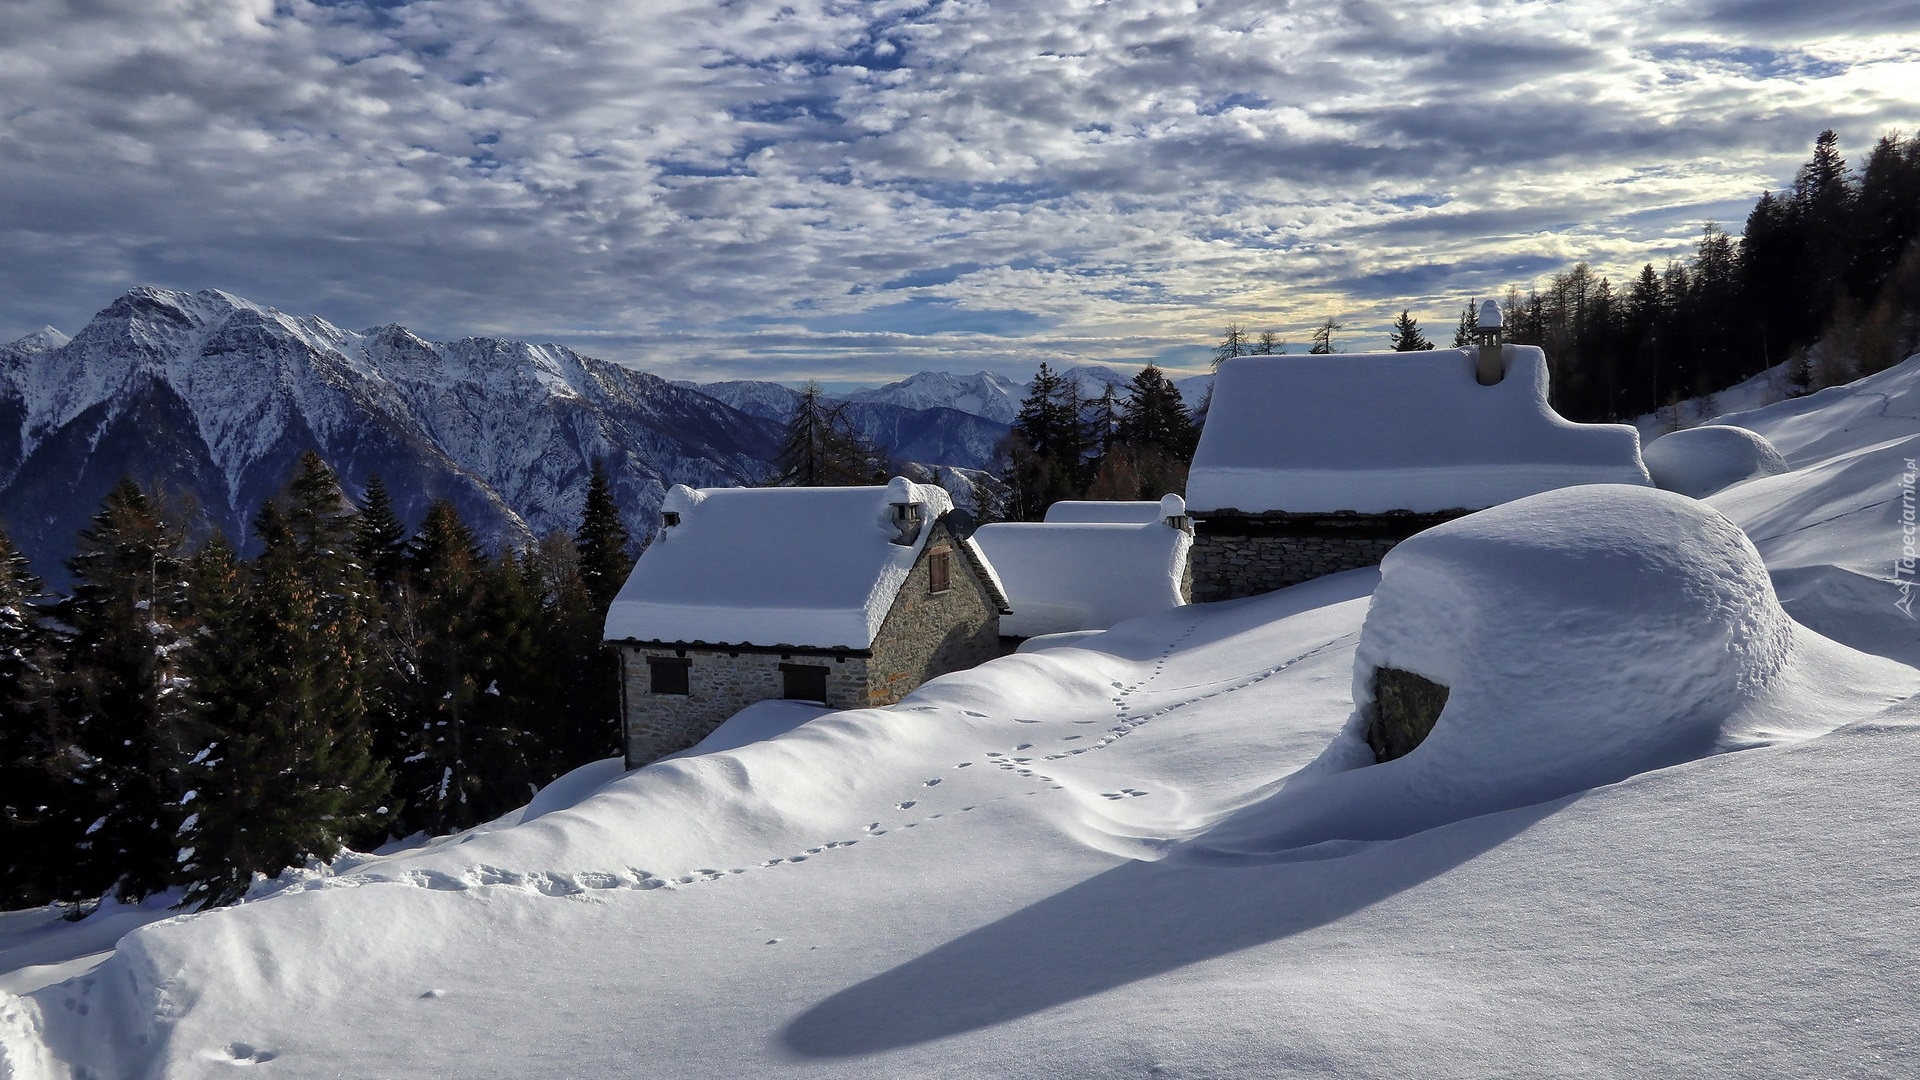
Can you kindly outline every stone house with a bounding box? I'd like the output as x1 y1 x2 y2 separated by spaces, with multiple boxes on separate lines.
603 476 1010 768
1184 329 1650 602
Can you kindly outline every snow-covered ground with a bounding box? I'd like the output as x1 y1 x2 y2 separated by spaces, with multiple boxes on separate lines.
5 359 1920 1079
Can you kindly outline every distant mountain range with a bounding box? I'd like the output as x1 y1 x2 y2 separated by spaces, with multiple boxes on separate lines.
0 288 1209 584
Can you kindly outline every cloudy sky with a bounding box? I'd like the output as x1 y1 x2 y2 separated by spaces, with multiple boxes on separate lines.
1 0 1916 384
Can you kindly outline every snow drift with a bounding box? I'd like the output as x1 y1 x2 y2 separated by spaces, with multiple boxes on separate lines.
1644 424 1788 497
1193 484 1915 858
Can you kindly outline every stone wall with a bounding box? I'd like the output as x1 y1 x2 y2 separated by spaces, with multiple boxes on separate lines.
1190 510 1466 602
619 646 869 766
867 520 1005 706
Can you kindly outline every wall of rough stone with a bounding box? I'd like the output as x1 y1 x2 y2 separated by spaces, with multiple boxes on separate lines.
620 646 869 766
1189 532 1401 601
867 521 1004 706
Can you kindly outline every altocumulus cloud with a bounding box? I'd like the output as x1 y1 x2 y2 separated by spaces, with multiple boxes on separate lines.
0 0 1914 381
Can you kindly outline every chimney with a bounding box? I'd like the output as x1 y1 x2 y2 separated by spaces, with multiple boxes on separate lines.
1474 298 1505 385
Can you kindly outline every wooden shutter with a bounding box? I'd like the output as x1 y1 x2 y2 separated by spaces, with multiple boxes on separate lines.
928 546 951 594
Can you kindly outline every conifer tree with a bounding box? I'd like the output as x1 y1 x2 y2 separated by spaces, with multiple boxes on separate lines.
177 455 392 906
1091 365 1196 500
772 383 881 486
1001 363 1091 518
0 527 66 908
55 479 194 902
354 473 409 592
1114 365 1195 458
1212 323 1249 369
1389 310 1435 351
575 459 633 612
394 499 489 836
1450 301 1479 348
1308 317 1344 354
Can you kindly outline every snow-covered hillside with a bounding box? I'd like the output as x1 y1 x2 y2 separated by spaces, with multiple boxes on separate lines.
3 357 1919 1079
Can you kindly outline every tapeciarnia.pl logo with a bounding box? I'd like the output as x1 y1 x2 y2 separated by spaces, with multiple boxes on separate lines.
1899 457 1917 620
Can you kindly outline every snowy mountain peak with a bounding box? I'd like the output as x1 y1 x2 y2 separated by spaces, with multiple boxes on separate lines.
7 325 69 353
0 287 785 584
843 370 1023 425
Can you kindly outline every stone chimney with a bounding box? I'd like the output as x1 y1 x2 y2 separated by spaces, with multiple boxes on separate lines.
1474 298 1505 385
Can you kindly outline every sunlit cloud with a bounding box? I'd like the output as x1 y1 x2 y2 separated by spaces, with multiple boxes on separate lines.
0 0 1914 382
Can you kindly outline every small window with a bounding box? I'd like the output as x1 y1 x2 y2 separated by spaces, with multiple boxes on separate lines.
647 656 690 696
928 546 951 594
780 663 829 703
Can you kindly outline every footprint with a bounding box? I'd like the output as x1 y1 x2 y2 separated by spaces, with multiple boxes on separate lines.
1016 743 1033 750
923 777 942 787
896 800 917 810
955 761 972 768
864 822 883 832
226 1043 278 1065
962 710 988 717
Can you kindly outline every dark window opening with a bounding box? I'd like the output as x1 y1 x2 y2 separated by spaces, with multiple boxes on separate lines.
928 546 952 594
781 663 829 703
648 656 691 696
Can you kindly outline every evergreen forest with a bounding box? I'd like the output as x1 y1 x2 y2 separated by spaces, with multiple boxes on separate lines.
0 454 633 911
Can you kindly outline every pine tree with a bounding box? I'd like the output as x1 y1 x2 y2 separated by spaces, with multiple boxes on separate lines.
1450 301 1479 348
1114 365 1195 458
0 527 66 908
575 459 633 612
55 478 194 902
395 499 488 836
1001 363 1090 518
177 455 392 907
1388 310 1434 352
354 473 409 592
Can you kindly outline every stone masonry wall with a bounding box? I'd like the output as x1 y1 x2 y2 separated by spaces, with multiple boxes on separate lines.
867 521 1003 707
620 646 869 767
1189 532 1401 602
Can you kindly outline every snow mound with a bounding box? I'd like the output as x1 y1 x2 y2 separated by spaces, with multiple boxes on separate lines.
1643 424 1788 497
1191 485 1915 857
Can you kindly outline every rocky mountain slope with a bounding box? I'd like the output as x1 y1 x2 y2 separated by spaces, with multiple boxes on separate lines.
0 288 781 582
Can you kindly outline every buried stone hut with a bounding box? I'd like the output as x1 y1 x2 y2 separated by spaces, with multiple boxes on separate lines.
1184 324 1651 601
603 477 1010 768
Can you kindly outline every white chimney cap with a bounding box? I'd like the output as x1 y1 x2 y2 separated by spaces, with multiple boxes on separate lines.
1478 299 1503 329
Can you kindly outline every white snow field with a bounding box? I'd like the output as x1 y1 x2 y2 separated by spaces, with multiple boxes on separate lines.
5 360 1920 1079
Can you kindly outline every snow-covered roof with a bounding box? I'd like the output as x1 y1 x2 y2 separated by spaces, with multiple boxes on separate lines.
603 477 961 649
1042 498 1177 524
1185 346 1649 514
971 517 1190 639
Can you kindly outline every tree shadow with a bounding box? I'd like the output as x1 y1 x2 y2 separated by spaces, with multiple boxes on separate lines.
778 793 1560 1058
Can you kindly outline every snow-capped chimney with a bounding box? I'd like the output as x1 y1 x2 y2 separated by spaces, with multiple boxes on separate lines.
1159 493 1191 533
1474 299 1506 386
